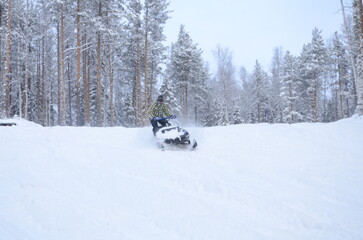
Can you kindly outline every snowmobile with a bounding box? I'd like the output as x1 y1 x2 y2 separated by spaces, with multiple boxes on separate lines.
153 117 198 151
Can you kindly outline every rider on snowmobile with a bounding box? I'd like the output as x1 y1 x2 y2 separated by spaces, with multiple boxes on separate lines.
148 95 176 134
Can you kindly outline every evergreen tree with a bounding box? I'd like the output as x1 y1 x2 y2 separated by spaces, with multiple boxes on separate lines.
122 93 135 127
168 25 205 123
231 103 243 124
125 0 143 126
213 45 237 125
239 67 253 123
303 28 328 122
251 60 270 123
202 98 221 127
199 65 217 127
142 0 170 120
159 76 181 117
280 51 302 123
1 0 358 127
270 47 284 123
330 32 352 119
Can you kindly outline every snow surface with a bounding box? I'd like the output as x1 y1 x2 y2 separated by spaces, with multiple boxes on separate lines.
1 117 363 240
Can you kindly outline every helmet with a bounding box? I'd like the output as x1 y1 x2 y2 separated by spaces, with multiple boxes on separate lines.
157 95 164 103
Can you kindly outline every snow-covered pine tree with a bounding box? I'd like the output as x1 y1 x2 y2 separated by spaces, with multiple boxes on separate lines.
342 1 360 110
231 103 243 124
193 64 210 125
79 0 95 127
330 32 352 119
339 0 359 114
199 64 218 127
105 1 126 127
297 44 311 121
55 0 67 125
168 25 205 123
251 60 271 123
125 0 143 126
1 0 29 119
301 28 328 122
188 48 208 125
270 47 284 123
218 104 229 126
239 67 253 123
213 45 237 126
159 76 181 118
142 0 170 122
280 51 302 123
21 1 38 123
121 94 136 127
204 98 222 127
0 0 172 127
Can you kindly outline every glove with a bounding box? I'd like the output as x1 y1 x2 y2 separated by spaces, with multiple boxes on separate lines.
170 115 177 119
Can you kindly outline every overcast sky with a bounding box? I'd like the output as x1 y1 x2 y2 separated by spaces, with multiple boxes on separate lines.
164 0 344 74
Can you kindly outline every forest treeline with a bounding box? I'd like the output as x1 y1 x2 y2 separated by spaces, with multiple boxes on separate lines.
0 0 363 127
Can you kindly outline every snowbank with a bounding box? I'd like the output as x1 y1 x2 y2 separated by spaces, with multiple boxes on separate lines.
0 117 362 240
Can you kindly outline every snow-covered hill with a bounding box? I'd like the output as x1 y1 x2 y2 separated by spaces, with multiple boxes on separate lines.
1 117 362 240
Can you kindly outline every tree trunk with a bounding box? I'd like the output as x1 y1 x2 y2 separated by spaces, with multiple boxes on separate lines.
42 37 46 125
194 106 197 125
24 53 28 120
107 28 115 126
0 4 3 112
68 62 72 125
149 57 155 104
314 82 318 122
50 82 54 126
87 44 91 125
17 30 22 118
37 44 40 122
185 84 188 123
4 0 11 117
340 0 359 112
144 6 149 125
59 4 66 125
338 66 344 119
289 82 293 123
108 49 115 127
132 73 137 127
23 2 29 120
57 23 61 125
358 0 363 115
83 32 90 126
96 2 102 127
345 79 350 117
76 0 82 126
136 38 142 126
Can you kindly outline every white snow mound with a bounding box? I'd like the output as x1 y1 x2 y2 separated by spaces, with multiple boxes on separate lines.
1 117 362 240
